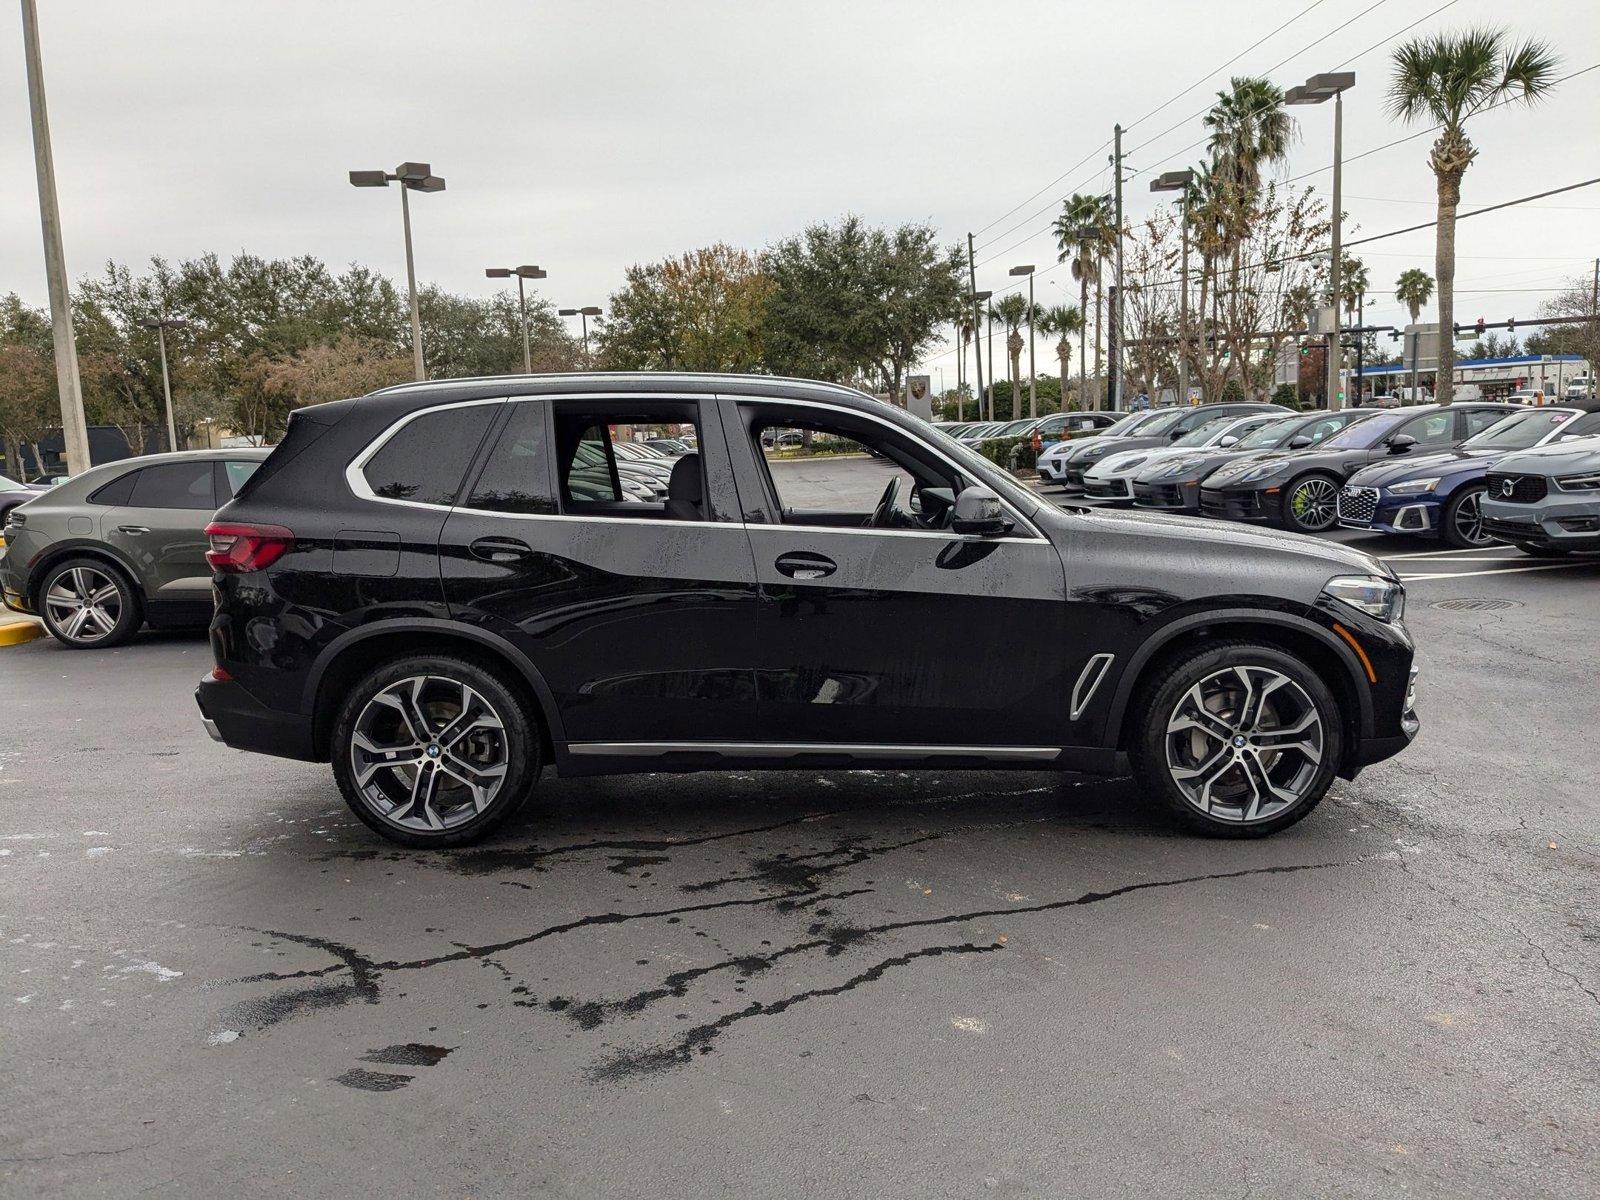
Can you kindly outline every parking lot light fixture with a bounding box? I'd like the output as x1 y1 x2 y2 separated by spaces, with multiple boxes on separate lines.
137 316 187 451
1151 169 1197 405
349 162 447 381
559 306 603 362
1286 73 1354 410
1010 266 1038 417
486 265 547 373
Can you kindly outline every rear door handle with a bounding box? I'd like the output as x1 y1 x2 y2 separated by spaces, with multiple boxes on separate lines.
774 551 836 581
118 525 150 535
469 536 534 564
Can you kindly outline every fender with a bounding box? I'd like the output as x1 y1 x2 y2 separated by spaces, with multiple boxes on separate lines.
1101 606 1374 744
303 616 568 744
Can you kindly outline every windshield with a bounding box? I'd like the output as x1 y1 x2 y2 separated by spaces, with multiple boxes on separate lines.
1136 408 1193 437
993 419 1035 436
1172 418 1233 449
0 474 26 493
1321 410 1409 450
1462 409 1574 449
1233 417 1297 450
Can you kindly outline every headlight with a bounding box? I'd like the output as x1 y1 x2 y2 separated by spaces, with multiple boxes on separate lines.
1239 461 1285 484
1164 457 1202 476
1387 476 1441 495
1323 574 1405 623
1556 473 1600 492
1111 455 1147 474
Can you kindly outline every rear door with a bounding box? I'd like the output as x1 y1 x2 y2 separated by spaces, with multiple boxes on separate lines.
100 459 218 605
723 396 1071 750
438 394 763 746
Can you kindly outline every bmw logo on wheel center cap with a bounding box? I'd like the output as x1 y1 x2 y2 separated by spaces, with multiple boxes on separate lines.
426 744 442 758
1232 735 1247 748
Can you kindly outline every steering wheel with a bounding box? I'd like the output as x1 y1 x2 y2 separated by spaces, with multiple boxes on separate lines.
869 477 901 528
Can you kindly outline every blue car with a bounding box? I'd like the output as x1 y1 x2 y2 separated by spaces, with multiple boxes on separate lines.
1337 405 1600 546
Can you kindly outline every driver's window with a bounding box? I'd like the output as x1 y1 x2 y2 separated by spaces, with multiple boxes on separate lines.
745 409 954 530
1399 411 1454 446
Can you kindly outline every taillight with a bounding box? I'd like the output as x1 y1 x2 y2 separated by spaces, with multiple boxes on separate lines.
205 522 294 572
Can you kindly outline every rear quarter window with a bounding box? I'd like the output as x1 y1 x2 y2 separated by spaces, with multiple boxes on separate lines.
128 462 216 510
360 404 499 506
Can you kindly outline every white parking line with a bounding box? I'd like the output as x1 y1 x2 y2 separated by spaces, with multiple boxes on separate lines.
1398 561 1600 582
1382 545 1507 559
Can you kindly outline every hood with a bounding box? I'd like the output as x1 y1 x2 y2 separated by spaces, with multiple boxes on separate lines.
1085 445 1181 479
1065 504 1392 577
1488 439 1600 478
1133 445 1282 484
1066 432 1170 464
1346 447 1485 488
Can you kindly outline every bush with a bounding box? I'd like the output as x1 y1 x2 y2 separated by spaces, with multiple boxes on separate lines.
974 436 1037 472
1220 379 1246 403
1270 382 1301 409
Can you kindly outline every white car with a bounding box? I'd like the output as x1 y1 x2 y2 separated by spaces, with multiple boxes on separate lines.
1080 413 1285 503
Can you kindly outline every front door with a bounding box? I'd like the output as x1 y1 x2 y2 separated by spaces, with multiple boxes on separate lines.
439 395 763 746
721 397 1070 750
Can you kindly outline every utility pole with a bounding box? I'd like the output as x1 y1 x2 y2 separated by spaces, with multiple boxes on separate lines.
21 0 91 476
967 233 987 418
1591 257 1598 400
1112 123 1125 411
1327 88 1345 410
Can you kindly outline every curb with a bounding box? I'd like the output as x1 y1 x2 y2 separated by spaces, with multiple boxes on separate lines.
0 616 44 647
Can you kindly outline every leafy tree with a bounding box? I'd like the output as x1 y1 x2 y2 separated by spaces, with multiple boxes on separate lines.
1388 27 1560 402
1035 303 1083 408
0 295 58 478
1524 273 1600 371
600 244 771 373
420 286 575 379
1395 268 1435 324
257 334 413 408
763 217 964 405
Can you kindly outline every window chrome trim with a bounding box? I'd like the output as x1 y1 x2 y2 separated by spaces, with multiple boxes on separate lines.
730 395 1048 541
566 740 1061 761
1069 653 1115 720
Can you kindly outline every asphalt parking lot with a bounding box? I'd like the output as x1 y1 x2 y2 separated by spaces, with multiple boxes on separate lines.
3 459 1598 1198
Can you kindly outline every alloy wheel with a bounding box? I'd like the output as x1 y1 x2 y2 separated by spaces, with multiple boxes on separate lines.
1452 489 1490 546
44 566 124 644
1164 665 1325 824
1288 478 1338 531
349 675 510 833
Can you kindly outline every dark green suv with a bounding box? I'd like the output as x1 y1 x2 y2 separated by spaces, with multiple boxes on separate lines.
0 449 268 648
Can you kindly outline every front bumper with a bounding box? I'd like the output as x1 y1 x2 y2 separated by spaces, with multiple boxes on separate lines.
1036 457 1068 483
195 675 317 761
1199 485 1278 522
1337 484 1441 536
1133 478 1201 512
1481 493 1600 549
1082 476 1134 502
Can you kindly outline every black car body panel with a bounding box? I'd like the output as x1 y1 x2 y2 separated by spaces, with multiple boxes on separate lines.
196 373 1417 787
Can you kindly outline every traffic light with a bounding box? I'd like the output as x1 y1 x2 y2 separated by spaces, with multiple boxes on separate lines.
1475 317 1486 336
1299 344 1311 357
1507 317 1516 333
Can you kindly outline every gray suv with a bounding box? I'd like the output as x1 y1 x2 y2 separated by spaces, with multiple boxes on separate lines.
0 449 268 648
1481 438 1600 555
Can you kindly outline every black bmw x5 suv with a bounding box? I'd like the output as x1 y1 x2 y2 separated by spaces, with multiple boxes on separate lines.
196 373 1418 846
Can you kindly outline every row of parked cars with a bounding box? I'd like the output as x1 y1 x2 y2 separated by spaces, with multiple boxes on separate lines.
1025 399 1600 552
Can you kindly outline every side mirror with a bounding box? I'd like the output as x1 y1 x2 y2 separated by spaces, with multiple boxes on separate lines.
1168 429 1186 442
1386 433 1417 455
1219 435 1239 447
1288 435 1313 450
951 486 1011 536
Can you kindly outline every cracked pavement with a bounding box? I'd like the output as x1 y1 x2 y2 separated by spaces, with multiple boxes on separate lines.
2 534 1598 1198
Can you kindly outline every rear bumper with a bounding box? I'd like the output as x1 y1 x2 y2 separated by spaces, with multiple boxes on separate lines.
195 675 318 761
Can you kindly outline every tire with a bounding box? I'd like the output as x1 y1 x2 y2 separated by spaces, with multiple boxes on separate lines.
36 557 143 649
1280 473 1341 533
1441 484 1491 549
1512 541 1570 558
331 655 541 848
1130 641 1345 838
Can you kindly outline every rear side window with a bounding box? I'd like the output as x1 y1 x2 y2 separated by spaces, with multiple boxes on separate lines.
362 405 497 506
1563 412 1600 438
221 460 260 498
568 425 621 503
1398 411 1454 446
1465 408 1509 437
88 471 140 506
128 462 216 510
466 403 555 514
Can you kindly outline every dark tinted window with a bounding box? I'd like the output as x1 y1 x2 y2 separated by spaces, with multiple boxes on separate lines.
467 403 555 514
1465 408 1512 437
88 470 140 506
128 462 216 510
1562 412 1600 438
1397 411 1454 446
363 405 497 505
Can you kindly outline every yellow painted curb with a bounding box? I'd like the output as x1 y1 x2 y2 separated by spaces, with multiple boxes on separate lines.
0 618 44 647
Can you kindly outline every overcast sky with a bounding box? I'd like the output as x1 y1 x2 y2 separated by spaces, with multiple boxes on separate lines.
4 0 1596 381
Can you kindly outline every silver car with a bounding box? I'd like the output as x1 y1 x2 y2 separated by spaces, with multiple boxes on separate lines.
0 449 269 648
1481 438 1600 556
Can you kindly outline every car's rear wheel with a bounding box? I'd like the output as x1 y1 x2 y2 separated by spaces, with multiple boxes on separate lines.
1131 642 1344 838
37 558 143 649
1442 484 1491 548
331 656 541 848
1282 473 1341 533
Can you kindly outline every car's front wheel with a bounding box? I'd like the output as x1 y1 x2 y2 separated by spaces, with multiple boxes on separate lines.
1131 642 1344 838
1442 484 1491 548
37 558 143 649
331 656 541 847
1281 473 1341 533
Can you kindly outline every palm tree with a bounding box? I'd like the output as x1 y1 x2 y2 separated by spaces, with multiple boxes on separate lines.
1340 254 1370 320
989 294 1031 421
1036 304 1084 409
954 307 976 405
1395 268 1435 324
1052 193 1114 409
1389 28 1560 402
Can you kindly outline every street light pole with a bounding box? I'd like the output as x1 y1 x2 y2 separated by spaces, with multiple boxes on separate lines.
1151 170 1197 406
20 0 91 476
486 265 547 373
1112 123 1125 412
1010 265 1037 418
1287 73 1355 411
967 234 986 417
139 317 186 451
350 163 446 382
559 307 603 364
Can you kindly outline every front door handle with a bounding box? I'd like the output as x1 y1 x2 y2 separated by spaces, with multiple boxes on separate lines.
117 525 150 535
775 551 836 581
469 536 534 564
